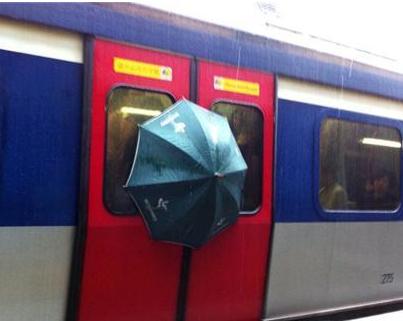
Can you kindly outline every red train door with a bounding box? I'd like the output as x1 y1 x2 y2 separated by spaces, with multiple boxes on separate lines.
78 39 190 321
185 61 274 321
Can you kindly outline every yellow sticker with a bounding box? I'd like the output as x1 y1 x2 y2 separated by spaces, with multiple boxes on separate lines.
113 57 172 81
213 76 260 96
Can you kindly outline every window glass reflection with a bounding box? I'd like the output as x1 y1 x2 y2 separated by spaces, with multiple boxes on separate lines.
320 118 401 211
213 102 263 212
104 87 173 214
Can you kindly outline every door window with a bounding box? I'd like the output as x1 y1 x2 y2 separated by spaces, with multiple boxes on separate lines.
212 102 263 212
104 87 173 214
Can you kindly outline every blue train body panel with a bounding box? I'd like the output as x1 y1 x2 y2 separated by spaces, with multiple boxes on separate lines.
0 49 82 226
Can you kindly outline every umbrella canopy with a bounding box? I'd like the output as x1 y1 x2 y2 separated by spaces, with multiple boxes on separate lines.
124 99 247 248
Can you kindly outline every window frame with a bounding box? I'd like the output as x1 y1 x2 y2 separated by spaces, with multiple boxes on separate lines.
211 99 265 215
103 84 175 216
314 108 403 221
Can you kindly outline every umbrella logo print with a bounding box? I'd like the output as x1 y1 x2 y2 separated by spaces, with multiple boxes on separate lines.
160 112 186 133
144 198 169 222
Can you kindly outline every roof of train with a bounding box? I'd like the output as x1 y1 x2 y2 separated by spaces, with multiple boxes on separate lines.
1 3 403 102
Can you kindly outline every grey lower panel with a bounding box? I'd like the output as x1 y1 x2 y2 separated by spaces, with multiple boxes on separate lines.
264 222 403 320
0 227 75 321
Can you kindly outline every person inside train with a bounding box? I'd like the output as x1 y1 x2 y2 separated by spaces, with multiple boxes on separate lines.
319 164 348 210
319 119 348 210
231 109 249 152
361 169 399 210
230 108 261 210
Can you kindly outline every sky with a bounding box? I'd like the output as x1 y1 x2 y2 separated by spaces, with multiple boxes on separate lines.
132 0 403 74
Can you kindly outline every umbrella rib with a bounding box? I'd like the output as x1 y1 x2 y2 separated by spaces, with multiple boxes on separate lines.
176 103 216 169
220 181 242 210
183 132 214 171
217 146 247 175
125 176 212 188
187 105 218 168
141 127 212 175
221 168 248 176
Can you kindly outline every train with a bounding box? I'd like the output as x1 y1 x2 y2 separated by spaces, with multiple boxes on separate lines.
1 3 403 321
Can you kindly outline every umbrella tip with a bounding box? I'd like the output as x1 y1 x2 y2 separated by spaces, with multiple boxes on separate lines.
214 172 225 178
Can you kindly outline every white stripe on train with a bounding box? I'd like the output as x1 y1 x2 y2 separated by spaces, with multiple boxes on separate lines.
278 76 403 120
0 17 83 63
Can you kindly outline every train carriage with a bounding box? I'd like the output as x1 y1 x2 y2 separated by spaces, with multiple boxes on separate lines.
0 3 403 321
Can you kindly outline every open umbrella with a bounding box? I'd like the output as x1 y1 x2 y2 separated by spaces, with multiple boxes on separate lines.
124 99 247 248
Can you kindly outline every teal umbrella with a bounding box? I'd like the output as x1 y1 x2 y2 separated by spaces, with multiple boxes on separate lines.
124 99 247 248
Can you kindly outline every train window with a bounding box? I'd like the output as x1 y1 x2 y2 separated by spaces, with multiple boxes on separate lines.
104 87 174 214
212 102 263 212
319 118 401 211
